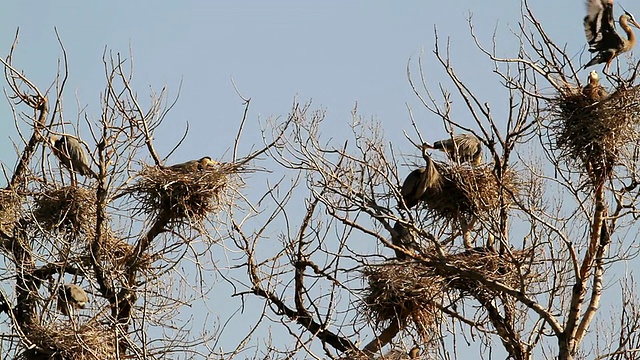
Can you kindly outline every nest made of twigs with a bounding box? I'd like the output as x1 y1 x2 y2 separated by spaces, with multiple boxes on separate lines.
126 163 237 225
34 186 96 235
18 323 117 360
423 164 519 220
0 189 20 234
80 231 152 271
551 85 640 181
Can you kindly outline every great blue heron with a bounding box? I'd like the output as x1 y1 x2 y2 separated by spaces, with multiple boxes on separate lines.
400 145 441 209
167 156 217 172
582 70 609 101
391 221 415 260
426 133 483 166
50 135 96 178
584 0 640 72
57 284 89 317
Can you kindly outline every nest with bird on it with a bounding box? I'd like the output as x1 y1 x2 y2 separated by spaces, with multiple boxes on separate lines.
125 161 240 226
33 186 96 236
422 163 519 222
17 323 117 360
550 84 640 183
362 247 535 339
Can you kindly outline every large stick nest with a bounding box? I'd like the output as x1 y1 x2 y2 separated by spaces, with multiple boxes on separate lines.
126 163 239 225
33 186 96 235
423 164 519 220
550 85 640 181
362 248 534 339
18 323 117 360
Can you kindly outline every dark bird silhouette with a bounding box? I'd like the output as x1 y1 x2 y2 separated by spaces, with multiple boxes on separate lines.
391 221 416 260
582 70 609 101
167 156 217 172
426 133 483 166
400 146 441 209
57 284 89 317
50 135 96 178
584 0 640 72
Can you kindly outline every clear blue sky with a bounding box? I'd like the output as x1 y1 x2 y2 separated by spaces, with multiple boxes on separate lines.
0 0 628 358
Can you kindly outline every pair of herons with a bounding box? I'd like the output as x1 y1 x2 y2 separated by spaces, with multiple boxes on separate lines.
49 135 217 178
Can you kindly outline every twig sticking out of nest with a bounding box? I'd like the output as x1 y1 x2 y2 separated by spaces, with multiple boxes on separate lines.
127 163 238 225
422 164 518 221
18 323 117 360
34 186 96 235
551 85 640 182
362 262 442 342
0 189 20 234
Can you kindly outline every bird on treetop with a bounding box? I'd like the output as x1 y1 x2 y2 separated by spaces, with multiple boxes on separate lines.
424 133 483 166
166 156 218 172
400 143 442 209
583 0 640 72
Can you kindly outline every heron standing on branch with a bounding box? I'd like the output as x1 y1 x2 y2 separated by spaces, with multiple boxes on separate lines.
50 135 96 179
400 144 442 209
584 0 640 72
425 133 483 166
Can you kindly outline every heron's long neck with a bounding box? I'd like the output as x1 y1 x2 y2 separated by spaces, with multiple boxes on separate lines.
620 16 636 50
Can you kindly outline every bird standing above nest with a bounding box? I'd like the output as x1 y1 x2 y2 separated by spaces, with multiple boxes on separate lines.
57 284 89 317
400 144 442 209
425 133 483 166
584 0 640 73
582 70 609 102
166 156 218 172
50 135 96 179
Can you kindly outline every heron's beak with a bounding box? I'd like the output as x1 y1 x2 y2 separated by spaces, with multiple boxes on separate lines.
632 19 640 29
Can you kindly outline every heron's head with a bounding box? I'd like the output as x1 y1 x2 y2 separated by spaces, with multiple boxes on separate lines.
198 156 218 169
588 70 599 85
623 10 640 29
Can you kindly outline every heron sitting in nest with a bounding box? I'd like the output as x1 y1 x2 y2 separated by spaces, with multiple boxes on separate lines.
166 156 218 172
50 135 97 179
57 284 89 317
425 133 483 166
582 70 609 102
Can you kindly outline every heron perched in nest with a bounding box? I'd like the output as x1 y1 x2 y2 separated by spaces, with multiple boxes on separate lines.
582 70 609 101
425 133 483 166
50 135 96 178
166 156 217 172
57 284 89 317
391 221 416 259
400 145 441 209
584 0 640 72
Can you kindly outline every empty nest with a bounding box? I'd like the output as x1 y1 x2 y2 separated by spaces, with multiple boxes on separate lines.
551 85 640 181
34 186 96 235
18 323 117 360
424 164 518 220
0 189 20 234
127 163 236 224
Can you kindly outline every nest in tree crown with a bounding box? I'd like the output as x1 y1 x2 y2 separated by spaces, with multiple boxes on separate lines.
18 323 117 360
80 231 152 271
34 186 96 235
362 248 534 338
0 189 20 234
551 85 640 181
126 163 237 224
423 164 518 220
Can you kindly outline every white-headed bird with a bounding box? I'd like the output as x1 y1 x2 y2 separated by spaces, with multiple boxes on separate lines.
57 284 89 317
167 156 218 172
584 0 640 72
582 70 609 102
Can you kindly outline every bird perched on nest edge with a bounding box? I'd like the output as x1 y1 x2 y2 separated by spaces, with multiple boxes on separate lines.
425 133 483 166
582 70 609 102
50 134 96 178
57 283 89 317
166 156 218 172
400 144 442 209
583 0 640 72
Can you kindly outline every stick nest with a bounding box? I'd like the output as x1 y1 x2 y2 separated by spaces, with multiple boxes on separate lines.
0 189 20 234
551 85 640 181
34 186 96 235
423 164 519 220
18 323 117 360
126 163 238 224
362 248 534 338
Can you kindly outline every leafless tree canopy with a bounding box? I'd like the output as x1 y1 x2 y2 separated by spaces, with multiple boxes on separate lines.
3 1 640 359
